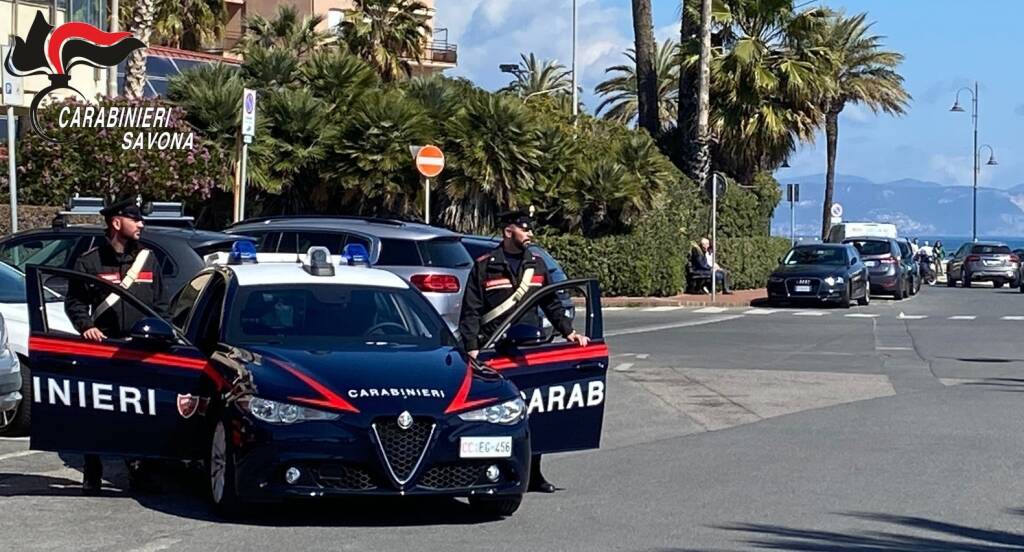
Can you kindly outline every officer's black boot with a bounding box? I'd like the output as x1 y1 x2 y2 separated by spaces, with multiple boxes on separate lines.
527 454 556 493
82 454 102 495
126 459 162 493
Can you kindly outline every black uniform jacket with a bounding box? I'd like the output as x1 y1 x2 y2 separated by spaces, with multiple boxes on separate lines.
458 245 573 351
65 238 167 338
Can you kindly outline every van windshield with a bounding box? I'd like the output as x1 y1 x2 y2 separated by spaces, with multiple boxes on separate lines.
845 240 891 256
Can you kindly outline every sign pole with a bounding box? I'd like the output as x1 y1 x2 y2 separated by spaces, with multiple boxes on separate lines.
789 194 795 247
6 106 15 233
711 176 717 303
424 177 430 224
239 136 250 222
237 88 256 223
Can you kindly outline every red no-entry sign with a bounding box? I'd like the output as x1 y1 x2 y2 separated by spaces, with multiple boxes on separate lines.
415 145 445 178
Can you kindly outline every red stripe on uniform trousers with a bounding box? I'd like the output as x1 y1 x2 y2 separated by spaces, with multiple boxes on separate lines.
28 336 230 390
485 343 610 371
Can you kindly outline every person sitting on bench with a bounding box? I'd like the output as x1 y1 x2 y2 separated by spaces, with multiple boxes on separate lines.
689 238 732 295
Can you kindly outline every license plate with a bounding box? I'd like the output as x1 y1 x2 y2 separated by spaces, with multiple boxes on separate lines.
795 285 811 293
865 261 877 267
983 260 999 266
460 437 512 458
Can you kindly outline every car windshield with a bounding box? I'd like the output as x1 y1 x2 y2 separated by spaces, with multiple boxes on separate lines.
784 248 847 266
0 262 61 303
971 245 1011 255
227 284 457 348
845 240 890 256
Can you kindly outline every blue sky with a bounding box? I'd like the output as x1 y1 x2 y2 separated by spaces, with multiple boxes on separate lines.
436 0 1024 189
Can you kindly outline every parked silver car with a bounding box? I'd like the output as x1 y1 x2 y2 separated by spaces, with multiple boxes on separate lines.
227 216 473 330
946 241 1021 288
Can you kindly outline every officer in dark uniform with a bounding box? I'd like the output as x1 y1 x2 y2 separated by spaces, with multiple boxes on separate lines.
65 198 166 494
458 210 588 493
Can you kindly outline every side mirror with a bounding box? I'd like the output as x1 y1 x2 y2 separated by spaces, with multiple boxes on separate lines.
777 256 784 265
849 258 856 267
130 317 177 346
503 324 546 348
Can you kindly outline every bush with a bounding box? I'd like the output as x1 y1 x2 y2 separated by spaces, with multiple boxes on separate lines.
716 236 793 290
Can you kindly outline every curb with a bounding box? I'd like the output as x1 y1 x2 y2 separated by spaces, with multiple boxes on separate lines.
596 290 767 309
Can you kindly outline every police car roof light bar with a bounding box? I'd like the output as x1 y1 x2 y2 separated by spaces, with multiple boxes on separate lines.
341 243 370 266
304 246 335 276
229 240 258 265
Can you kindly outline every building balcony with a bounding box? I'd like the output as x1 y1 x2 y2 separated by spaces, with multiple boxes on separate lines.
422 40 457 66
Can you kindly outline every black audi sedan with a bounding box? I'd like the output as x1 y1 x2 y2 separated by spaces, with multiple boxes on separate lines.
767 243 870 308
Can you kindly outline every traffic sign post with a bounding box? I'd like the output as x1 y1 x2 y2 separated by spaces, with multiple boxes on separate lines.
830 202 843 226
1 45 23 233
787 184 800 246
236 88 256 222
413 145 444 224
709 173 727 302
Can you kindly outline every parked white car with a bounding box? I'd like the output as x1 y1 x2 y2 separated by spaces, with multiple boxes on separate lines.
0 262 74 435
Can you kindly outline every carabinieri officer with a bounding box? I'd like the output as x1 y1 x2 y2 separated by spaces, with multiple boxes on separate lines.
458 210 589 493
64 197 166 494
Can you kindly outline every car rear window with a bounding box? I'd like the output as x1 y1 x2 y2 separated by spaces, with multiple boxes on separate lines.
971 245 1011 255
461 239 497 259
418 238 472 268
846 240 891 256
377 238 422 266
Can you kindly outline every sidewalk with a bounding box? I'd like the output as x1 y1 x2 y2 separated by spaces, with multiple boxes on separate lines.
601 288 766 308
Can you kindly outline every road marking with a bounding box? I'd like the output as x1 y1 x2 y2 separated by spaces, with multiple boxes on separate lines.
606 314 745 337
877 346 913 351
641 306 685 312
0 436 29 442
0 449 42 462
793 311 827 316
603 307 627 311
613 363 634 372
948 315 976 320
1002 316 1024 321
845 313 879 318
694 307 730 313
744 308 779 315
635 354 649 359
897 312 927 320
127 538 183 552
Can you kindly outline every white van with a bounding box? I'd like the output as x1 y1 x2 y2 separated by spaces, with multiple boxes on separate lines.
827 222 898 243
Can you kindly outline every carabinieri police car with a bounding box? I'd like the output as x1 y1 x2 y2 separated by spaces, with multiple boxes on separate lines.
24 242 608 517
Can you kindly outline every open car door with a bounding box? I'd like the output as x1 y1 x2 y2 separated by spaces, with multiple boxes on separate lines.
25 266 226 460
477 278 608 454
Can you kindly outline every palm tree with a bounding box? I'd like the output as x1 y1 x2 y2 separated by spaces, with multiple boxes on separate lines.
125 0 155 98
340 0 432 82
631 0 659 135
595 39 679 128
502 53 573 101
813 12 910 239
677 0 699 165
120 0 228 51
691 0 712 187
234 5 330 58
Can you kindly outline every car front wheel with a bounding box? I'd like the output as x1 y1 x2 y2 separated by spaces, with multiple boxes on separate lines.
963 271 972 288
0 360 31 437
857 286 870 306
469 494 523 517
209 421 243 517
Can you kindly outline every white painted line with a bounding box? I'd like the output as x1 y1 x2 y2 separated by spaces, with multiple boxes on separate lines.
877 346 913 351
127 538 183 552
1001 316 1024 321
0 436 29 442
613 363 634 372
603 307 627 311
948 315 976 320
845 313 879 318
0 449 42 462
641 306 685 312
694 307 730 313
897 312 927 320
793 311 827 317
744 308 779 315
635 354 649 360
606 314 745 337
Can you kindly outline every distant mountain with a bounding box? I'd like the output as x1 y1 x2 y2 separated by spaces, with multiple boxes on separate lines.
771 175 1024 237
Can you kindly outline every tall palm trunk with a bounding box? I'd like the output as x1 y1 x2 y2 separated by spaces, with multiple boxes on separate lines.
690 0 712 188
821 107 841 240
125 0 155 99
677 0 698 170
631 0 659 136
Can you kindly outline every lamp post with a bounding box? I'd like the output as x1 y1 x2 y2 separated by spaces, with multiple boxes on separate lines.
950 82 997 242
571 0 578 119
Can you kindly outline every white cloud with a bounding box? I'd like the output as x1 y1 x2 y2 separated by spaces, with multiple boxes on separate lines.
927 152 996 187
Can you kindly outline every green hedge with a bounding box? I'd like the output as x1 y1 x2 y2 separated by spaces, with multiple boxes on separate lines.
543 233 792 297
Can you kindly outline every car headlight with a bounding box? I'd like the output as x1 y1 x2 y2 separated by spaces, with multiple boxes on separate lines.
824 276 845 286
457 397 526 425
241 397 340 424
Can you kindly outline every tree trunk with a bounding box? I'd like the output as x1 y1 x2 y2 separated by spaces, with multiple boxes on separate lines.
820 107 842 240
690 0 712 188
631 0 659 136
677 0 699 173
125 0 155 99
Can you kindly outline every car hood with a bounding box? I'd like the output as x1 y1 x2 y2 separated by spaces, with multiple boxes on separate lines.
237 344 511 416
772 264 846 278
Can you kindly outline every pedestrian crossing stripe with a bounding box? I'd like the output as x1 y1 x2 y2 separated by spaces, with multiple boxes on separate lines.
641 306 685 312
1001 316 1024 320
793 311 827 316
948 315 976 320
845 313 879 318
694 307 730 313
744 309 779 315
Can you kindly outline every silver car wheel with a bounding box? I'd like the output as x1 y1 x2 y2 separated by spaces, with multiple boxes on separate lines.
210 423 227 504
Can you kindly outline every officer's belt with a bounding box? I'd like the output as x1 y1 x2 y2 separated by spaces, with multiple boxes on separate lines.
482 267 534 324
92 249 151 321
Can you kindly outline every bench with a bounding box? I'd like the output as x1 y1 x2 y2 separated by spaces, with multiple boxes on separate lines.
685 263 712 294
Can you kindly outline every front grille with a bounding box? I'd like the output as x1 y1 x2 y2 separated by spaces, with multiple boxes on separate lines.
419 463 486 489
373 417 435 484
313 464 376 490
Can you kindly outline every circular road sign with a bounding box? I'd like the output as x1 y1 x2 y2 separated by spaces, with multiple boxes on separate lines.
830 202 843 218
244 91 255 113
416 145 445 178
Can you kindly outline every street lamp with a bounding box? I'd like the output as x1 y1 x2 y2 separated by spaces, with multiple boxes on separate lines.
950 81 997 242
523 87 571 103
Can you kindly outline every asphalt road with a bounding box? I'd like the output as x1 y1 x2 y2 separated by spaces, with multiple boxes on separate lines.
3 283 1024 551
